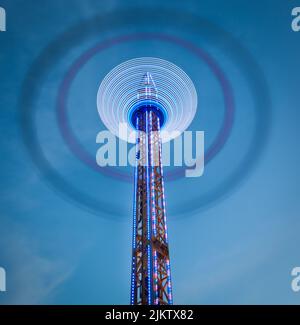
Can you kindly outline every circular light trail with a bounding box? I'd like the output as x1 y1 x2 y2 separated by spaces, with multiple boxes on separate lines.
97 57 198 143
19 9 271 219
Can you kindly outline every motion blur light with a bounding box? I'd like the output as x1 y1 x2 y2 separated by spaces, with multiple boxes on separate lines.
97 57 198 143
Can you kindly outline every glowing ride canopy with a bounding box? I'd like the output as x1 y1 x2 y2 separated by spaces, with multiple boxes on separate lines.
97 57 198 143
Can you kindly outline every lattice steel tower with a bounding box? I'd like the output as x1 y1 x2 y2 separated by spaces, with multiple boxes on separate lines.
130 73 173 305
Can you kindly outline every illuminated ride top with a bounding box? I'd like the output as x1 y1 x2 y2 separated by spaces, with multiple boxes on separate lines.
97 58 197 304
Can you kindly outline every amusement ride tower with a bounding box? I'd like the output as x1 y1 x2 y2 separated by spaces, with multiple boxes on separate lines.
97 57 197 305
130 72 172 305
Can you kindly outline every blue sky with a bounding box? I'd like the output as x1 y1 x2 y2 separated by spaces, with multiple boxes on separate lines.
0 0 300 304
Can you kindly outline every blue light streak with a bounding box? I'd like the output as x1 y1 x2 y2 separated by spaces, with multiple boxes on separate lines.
146 111 152 304
97 57 197 144
130 116 139 305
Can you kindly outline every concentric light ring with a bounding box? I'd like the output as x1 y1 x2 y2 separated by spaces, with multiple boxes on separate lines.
97 57 198 143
